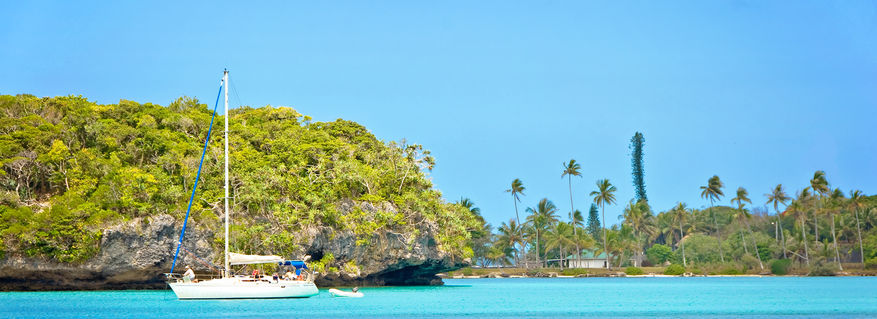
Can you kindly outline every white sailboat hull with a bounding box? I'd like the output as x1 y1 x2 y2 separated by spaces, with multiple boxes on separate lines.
169 278 318 299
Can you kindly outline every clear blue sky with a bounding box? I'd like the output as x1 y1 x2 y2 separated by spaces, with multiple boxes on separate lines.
2 1 876 228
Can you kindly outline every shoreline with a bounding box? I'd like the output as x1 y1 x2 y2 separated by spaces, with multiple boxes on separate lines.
443 273 875 279
440 266 877 279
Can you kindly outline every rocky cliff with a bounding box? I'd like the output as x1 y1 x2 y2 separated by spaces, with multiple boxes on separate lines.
0 200 468 291
0 95 478 291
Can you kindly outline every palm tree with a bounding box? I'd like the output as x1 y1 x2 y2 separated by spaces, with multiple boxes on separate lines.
731 187 763 270
766 184 791 258
827 188 844 270
526 198 559 268
497 219 526 267
590 179 617 269
620 200 655 267
458 197 480 215
486 245 511 268
671 203 689 267
700 175 726 262
790 189 813 265
849 190 866 268
572 210 585 230
562 159 583 267
505 179 526 224
810 171 829 246
604 225 637 268
544 222 576 270
655 212 675 247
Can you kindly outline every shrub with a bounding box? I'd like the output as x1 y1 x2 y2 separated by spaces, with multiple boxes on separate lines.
741 255 760 270
865 257 877 269
646 244 674 265
561 268 590 276
808 263 837 276
718 267 742 275
461 267 474 276
664 264 685 275
770 259 791 275
625 267 644 275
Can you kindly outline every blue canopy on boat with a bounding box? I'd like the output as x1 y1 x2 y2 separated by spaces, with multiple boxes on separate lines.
278 260 308 269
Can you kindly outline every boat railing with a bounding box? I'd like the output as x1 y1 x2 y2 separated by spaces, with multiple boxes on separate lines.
164 272 225 283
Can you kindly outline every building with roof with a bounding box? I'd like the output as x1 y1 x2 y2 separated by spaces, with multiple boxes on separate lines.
566 250 609 268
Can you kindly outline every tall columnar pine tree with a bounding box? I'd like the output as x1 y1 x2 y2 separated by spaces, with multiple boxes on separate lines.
586 204 601 243
629 132 647 203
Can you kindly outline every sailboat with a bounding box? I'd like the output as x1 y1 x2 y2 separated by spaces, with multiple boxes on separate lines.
165 70 319 299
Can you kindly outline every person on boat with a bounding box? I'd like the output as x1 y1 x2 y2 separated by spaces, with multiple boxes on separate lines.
284 270 294 280
183 266 195 282
352 287 359 293
252 269 260 280
272 273 279 283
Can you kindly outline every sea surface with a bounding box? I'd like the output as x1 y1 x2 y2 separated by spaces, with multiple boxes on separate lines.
2 277 876 318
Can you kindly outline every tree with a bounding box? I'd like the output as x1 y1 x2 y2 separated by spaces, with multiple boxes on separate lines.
849 190 866 268
397 143 435 192
620 199 655 267
586 204 601 242
629 132 647 202
590 179 617 269
731 187 762 271
526 198 559 267
561 159 582 267
505 179 525 225
497 219 526 267
810 171 829 246
765 184 791 258
671 203 689 267
827 188 844 270
544 222 576 270
700 175 726 262
646 244 674 265
789 190 812 265
605 225 637 268
459 198 491 267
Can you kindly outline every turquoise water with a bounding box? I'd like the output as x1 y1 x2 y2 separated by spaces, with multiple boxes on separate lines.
2 277 876 318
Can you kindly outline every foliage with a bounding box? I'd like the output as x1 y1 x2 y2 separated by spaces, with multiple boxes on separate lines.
718 267 742 275
0 94 479 264
310 253 335 274
624 266 644 275
646 244 674 265
586 204 601 242
629 132 646 202
681 234 722 264
808 262 837 276
770 259 791 275
664 264 685 275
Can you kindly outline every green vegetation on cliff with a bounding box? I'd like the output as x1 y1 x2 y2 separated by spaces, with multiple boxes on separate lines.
0 94 478 263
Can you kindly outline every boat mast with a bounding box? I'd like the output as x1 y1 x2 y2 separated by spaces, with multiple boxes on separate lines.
223 69 230 278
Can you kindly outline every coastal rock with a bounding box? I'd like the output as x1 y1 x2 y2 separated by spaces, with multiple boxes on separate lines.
0 200 467 291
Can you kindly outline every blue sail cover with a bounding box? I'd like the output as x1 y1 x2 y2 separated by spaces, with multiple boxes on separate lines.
278 260 309 269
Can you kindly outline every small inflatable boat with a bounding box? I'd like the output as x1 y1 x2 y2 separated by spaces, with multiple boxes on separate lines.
328 288 363 298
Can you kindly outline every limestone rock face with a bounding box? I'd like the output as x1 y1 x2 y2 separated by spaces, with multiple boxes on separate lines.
0 201 467 291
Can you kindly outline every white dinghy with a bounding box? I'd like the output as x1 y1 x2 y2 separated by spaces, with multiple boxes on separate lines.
329 288 364 298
